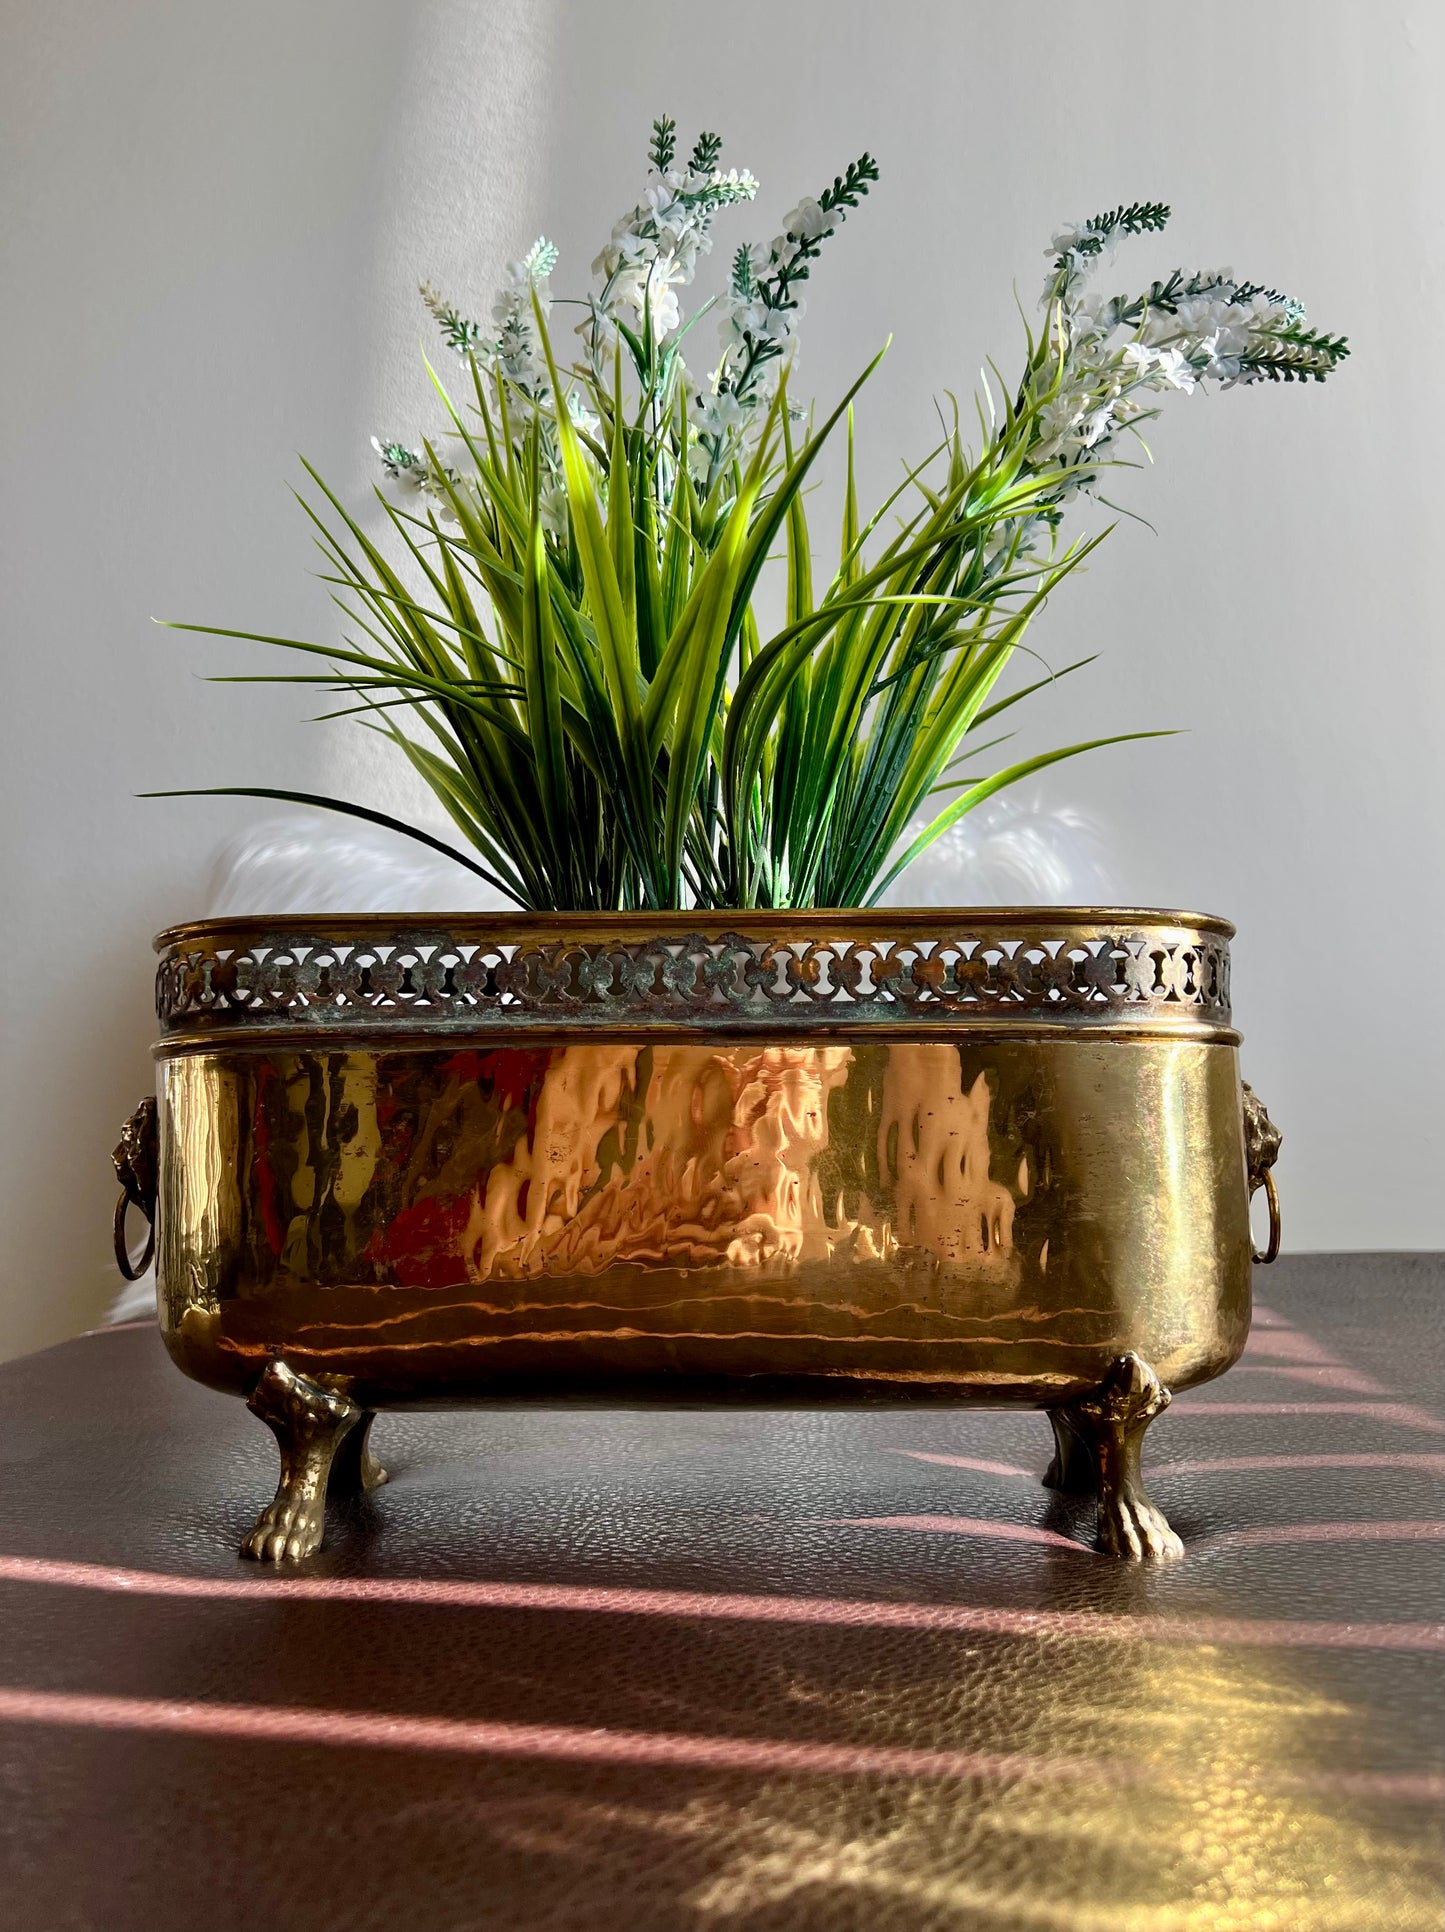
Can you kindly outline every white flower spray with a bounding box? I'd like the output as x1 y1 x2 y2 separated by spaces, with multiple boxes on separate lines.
1022 202 1347 507
584 118 758 369
369 136 1346 571
370 122 881 507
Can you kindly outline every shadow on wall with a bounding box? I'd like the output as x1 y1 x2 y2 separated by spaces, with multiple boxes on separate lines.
75 1 566 1352
356 0 562 461
323 0 564 818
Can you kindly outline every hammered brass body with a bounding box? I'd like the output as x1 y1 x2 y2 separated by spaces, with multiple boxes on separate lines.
155 1033 1251 1411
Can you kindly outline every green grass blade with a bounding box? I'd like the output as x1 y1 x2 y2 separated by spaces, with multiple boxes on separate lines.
521 436 570 868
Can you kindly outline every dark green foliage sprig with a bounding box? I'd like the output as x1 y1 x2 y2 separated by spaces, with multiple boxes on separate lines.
419 282 484 357
1089 269 1322 354
1232 280 1294 308
1125 269 1223 319
648 115 676 173
1084 200 1171 244
691 174 757 214
688 130 722 174
819 153 880 217
375 440 422 478
435 307 482 356
1047 204 1171 286
1238 323 1351 382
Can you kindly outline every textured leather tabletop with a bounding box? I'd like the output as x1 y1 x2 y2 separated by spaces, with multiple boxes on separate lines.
1 1254 1441 1931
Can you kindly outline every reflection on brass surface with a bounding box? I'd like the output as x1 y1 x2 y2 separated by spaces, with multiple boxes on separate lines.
141 911 1268 1560
156 1036 1251 1409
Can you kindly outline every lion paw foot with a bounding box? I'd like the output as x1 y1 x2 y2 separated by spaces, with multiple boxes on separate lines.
1098 1489 1183 1563
242 1494 324 1563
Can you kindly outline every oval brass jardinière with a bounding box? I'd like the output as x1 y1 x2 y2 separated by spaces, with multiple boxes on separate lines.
114 909 1280 1563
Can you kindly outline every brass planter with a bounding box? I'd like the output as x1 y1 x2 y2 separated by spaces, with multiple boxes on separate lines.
114 910 1280 1565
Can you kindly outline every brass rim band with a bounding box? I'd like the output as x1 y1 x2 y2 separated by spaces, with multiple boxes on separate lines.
155 907 1240 950
155 1012 1244 1058
154 1020 1244 1056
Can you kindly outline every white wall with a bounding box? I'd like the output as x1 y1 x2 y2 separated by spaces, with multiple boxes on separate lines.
3 0 1442 1360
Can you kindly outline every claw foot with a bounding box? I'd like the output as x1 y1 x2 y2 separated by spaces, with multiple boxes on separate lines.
242 1495 326 1564
241 1359 360 1565
1098 1488 1184 1564
1049 1351 1182 1564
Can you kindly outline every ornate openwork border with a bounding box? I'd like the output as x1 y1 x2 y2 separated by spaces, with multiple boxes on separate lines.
154 913 1233 1037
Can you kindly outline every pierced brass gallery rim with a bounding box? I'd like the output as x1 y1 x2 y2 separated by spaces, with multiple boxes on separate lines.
153 907 1238 1045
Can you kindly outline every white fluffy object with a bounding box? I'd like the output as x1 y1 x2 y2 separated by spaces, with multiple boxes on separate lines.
889 788 1113 907
202 814 506 916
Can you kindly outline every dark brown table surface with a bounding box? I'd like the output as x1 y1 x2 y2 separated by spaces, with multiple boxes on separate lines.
1 1254 1441 1931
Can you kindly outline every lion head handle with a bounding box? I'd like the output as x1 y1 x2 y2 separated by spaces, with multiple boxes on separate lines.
1241 1083 1282 1194
112 1096 158 1280
1241 1082 1282 1264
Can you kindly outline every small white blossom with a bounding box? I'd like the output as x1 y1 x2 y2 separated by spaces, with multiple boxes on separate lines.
726 296 797 348
782 197 838 243
695 388 748 438
566 391 601 440
608 255 685 339
538 481 569 537
1047 221 1110 260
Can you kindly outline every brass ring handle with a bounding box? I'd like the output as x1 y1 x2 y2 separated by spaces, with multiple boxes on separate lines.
112 1095 159 1282
113 1188 155 1280
1251 1166 1281 1266
1241 1080 1282 1267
